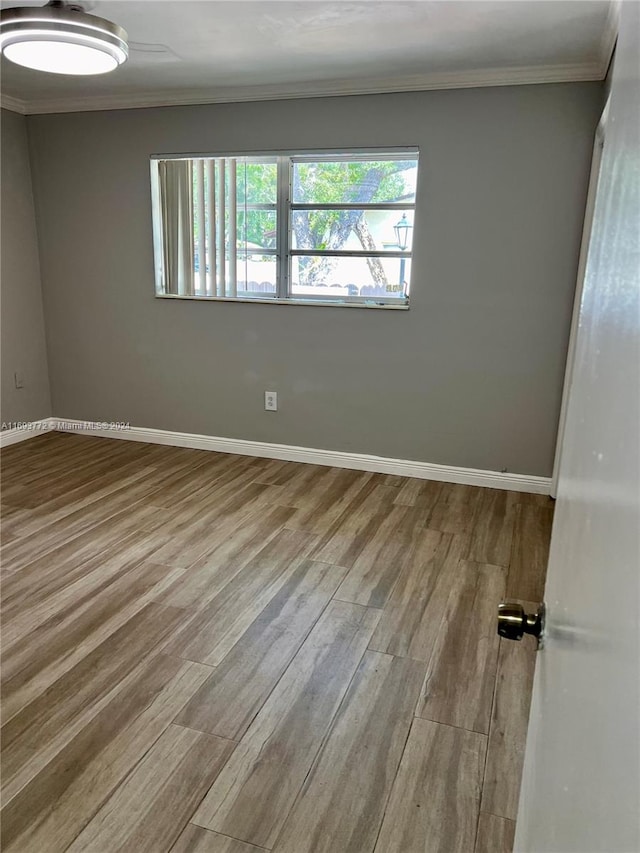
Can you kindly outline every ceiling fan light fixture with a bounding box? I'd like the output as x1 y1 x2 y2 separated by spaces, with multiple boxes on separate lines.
0 2 128 75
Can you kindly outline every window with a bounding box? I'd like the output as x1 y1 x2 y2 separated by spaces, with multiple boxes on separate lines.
150 149 419 308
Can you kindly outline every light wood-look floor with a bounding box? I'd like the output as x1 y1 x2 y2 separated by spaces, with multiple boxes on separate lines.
0 432 553 853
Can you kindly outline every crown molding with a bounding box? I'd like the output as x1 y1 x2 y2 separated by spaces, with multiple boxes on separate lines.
7 61 606 116
0 93 28 114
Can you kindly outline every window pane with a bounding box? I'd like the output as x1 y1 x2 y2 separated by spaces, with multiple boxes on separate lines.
154 151 415 306
236 159 278 206
292 159 418 204
291 209 414 253
236 254 277 297
291 255 411 300
238 209 277 252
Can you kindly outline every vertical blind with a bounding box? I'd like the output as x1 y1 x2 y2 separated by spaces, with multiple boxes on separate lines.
156 157 240 298
157 159 194 296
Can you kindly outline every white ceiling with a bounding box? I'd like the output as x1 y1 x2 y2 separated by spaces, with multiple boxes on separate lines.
0 0 616 114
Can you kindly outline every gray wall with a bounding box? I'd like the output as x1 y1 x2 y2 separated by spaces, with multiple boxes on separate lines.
1 108 51 427
27 83 602 475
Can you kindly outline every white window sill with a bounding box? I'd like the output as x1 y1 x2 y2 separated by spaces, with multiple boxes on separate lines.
155 294 410 310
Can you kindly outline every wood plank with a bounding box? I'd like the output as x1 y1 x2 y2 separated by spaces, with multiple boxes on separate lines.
3 446 193 552
481 609 538 820
1 560 182 721
0 526 20 545
284 468 377 535
172 826 266 852
392 477 443 508
368 531 463 660
145 453 255 509
164 527 319 666
332 504 428 608
273 651 425 853
1 657 213 852
2 534 165 609
256 463 336 506
425 482 482 534
175 559 348 740
513 491 555 507
155 504 295 609
0 498 161 575
507 504 553 600
0 430 65 466
309 483 397 569
1 529 174 648
193 600 380 848
416 561 505 733
373 718 486 853
0 441 158 507
0 466 155 539
368 472 406 488
147 479 276 569
467 489 517 566
251 460 326 487
475 813 516 853
1 603 188 797
67 724 234 853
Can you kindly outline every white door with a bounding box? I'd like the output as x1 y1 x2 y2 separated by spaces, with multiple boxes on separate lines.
514 3 640 852
550 115 606 498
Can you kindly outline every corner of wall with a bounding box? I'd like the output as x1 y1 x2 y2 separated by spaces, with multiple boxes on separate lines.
0 108 53 427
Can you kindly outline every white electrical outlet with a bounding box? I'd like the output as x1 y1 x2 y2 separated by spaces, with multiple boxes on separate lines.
265 391 278 411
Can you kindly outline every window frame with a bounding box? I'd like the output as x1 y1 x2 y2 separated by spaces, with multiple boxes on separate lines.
150 147 419 310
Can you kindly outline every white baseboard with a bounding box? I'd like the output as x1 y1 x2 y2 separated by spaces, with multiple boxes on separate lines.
47 417 551 495
0 418 56 448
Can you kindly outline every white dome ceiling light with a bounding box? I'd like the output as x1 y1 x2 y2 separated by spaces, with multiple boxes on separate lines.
0 1 128 76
